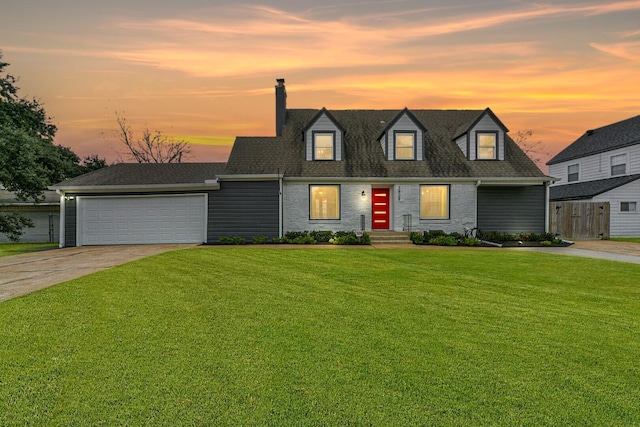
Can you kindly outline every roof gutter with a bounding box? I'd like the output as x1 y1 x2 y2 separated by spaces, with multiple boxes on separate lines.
48 181 220 193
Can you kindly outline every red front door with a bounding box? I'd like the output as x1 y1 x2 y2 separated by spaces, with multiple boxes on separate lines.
372 188 390 229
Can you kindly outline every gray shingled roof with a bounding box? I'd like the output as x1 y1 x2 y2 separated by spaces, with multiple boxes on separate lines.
51 163 226 188
225 109 545 178
549 174 640 201
548 115 640 165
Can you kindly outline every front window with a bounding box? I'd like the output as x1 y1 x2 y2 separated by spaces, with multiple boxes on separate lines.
621 202 637 212
611 154 627 176
420 185 449 219
310 185 340 219
568 164 579 182
395 133 415 160
477 133 497 159
314 133 334 160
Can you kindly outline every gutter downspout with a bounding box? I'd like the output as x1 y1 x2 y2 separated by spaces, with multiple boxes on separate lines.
545 181 550 233
475 180 481 228
278 169 284 238
56 189 65 248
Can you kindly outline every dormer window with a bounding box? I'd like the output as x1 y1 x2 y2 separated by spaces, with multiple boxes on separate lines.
314 132 335 160
395 132 416 160
477 132 497 159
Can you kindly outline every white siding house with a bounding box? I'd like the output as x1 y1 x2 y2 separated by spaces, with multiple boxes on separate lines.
548 114 640 237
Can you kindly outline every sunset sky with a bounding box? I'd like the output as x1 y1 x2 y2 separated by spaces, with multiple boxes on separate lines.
2 0 639 171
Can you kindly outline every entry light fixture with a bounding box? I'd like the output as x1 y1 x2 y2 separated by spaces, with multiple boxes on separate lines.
361 190 366 201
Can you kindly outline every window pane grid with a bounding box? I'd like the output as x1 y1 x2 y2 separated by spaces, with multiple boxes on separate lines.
420 185 449 219
314 134 334 160
477 134 496 159
395 133 415 160
310 186 339 219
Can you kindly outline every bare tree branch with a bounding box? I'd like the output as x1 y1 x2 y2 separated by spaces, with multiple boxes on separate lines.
513 129 548 166
114 113 191 163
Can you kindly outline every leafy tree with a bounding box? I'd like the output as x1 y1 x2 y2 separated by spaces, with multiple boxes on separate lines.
115 113 191 163
80 154 108 174
0 51 103 240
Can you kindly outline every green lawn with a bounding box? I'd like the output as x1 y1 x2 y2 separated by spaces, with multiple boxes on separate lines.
0 242 58 257
610 237 640 243
1 248 639 425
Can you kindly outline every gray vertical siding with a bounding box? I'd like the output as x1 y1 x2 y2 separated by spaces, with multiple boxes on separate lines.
477 186 545 233
64 198 77 247
208 180 280 242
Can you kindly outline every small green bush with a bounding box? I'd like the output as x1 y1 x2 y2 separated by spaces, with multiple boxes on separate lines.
252 235 268 244
429 236 458 246
285 231 309 241
410 232 425 244
292 235 317 244
218 235 247 245
310 230 334 243
540 240 552 246
423 230 446 241
463 238 481 246
360 232 371 245
332 234 357 245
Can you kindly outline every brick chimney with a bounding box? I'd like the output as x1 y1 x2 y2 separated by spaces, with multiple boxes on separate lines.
275 78 287 136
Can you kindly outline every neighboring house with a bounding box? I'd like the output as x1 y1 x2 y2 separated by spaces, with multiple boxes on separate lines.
0 189 60 243
51 80 551 246
548 115 640 237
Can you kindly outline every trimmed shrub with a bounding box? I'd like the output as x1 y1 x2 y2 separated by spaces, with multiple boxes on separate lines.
429 236 458 246
252 235 268 244
218 235 246 245
410 232 425 244
310 230 334 243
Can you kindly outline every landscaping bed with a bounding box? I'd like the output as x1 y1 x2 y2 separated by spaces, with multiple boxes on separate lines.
411 230 572 247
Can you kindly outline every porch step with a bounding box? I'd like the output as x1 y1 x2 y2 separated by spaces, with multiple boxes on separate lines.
368 231 413 245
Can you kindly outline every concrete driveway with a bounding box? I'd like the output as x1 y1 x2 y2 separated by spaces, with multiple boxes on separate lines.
0 244 195 302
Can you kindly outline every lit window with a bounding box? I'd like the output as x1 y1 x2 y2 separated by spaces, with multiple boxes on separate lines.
567 164 579 182
314 133 334 160
395 133 415 160
310 185 340 219
477 133 497 159
420 185 449 219
611 154 627 176
621 202 637 212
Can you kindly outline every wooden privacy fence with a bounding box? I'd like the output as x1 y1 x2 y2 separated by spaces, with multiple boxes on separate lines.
549 201 610 240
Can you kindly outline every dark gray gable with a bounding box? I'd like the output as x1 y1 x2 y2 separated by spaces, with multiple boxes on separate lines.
302 107 346 136
548 114 640 165
549 174 640 201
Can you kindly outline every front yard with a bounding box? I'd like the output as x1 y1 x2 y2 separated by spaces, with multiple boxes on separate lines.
1 247 639 425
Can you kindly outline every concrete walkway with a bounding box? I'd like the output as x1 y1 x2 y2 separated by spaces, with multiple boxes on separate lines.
0 244 195 302
507 240 640 264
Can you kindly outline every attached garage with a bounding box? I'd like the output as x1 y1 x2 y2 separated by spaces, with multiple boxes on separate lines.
78 195 207 245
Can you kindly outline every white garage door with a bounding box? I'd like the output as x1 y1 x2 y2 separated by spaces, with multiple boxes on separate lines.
80 195 206 245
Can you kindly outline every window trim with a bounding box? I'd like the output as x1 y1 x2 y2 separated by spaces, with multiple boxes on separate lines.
567 163 579 182
620 201 637 213
394 131 417 160
476 131 498 160
312 131 336 161
610 153 627 176
419 184 450 220
309 184 341 220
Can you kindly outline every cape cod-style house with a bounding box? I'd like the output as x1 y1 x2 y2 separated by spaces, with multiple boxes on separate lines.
51 79 551 246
